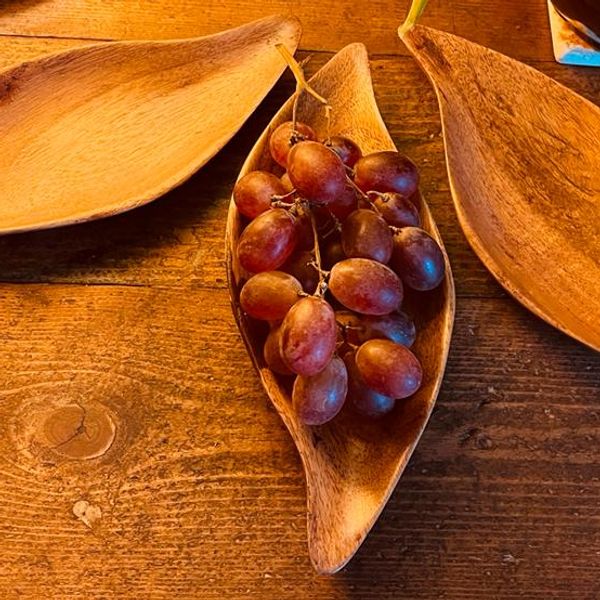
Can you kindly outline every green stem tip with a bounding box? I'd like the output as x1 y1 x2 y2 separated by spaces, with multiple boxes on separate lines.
398 0 429 37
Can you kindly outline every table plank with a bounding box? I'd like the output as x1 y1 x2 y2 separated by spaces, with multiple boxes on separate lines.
0 283 597 599
0 0 563 60
0 0 449 56
452 0 557 61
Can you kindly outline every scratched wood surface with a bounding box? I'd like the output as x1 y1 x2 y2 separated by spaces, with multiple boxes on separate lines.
0 1 598 598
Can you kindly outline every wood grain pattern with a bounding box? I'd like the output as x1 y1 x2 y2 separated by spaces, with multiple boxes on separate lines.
0 0 565 61
0 0 452 56
0 284 597 598
0 15 301 234
403 24 600 351
0 0 597 597
226 43 454 573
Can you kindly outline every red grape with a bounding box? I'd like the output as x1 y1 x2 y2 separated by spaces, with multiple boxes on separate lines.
367 311 416 347
312 206 339 236
343 350 395 417
357 195 372 210
281 250 319 294
391 227 445 291
233 171 286 219
322 236 346 270
355 339 422 399
269 121 316 168
264 327 294 375
280 296 337 376
408 189 423 211
354 151 420 198
295 212 315 250
240 271 302 320
372 192 421 228
328 184 358 220
325 136 362 167
336 310 416 347
287 141 348 205
280 172 294 193
335 311 366 344
329 258 403 316
238 208 298 273
292 356 348 425
341 209 393 264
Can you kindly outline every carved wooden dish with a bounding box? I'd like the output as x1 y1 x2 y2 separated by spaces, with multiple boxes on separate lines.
402 25 600 351
226 43 455 573
0 15 300 234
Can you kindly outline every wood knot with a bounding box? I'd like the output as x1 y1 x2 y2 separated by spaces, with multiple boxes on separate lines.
41 403 116 460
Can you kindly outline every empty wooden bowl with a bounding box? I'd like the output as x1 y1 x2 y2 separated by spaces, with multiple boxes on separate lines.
226 43 455 573
401 24 600 351
0 15 301 234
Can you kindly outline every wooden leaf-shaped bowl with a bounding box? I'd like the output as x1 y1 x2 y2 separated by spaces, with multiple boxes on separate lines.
0 15 300 234
403 25 600 351
226 44 455 573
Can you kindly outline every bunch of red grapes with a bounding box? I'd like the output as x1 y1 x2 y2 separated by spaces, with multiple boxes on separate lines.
233 120 445 426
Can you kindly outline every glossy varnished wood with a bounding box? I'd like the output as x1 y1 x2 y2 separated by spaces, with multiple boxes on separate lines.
0 1 598 598
226 44 454 572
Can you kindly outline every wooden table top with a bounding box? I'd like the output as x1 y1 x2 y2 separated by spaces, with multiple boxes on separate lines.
0 1 598 598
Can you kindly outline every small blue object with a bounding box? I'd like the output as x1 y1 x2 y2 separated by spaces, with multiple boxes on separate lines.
548 0 600 67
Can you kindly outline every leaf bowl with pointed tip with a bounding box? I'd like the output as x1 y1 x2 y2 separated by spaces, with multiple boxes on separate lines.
226 43 455 573
0 15 301 235
402 24 600 351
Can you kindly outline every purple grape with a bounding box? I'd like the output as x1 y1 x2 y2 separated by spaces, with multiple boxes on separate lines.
336 310 416 347
292 356 348 425
287 141 348 205
343 350 395 417
391 227 445 291
280 296 337 376
238 208 298 273
269 121 316 168
328 184 358 220
295 212 315 250
354 151 420 198
372 192 421 228
325 136 362 167
264 327 294 376
355 339 422 399
329 258 403 316
233 171 286 219
321 235 346 270
281 250 319 294
240 271 302 320
280 172 294 193
341 209 393 264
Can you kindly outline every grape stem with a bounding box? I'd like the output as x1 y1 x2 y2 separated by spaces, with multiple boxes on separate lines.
309 209 329 297
398 0 429 38
335 319 358 344
321 212 341 238
345 176 368 200
365 190 387 215
275 43 332 140
271 199 296 209
271 189 297 204
346 177 388 218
